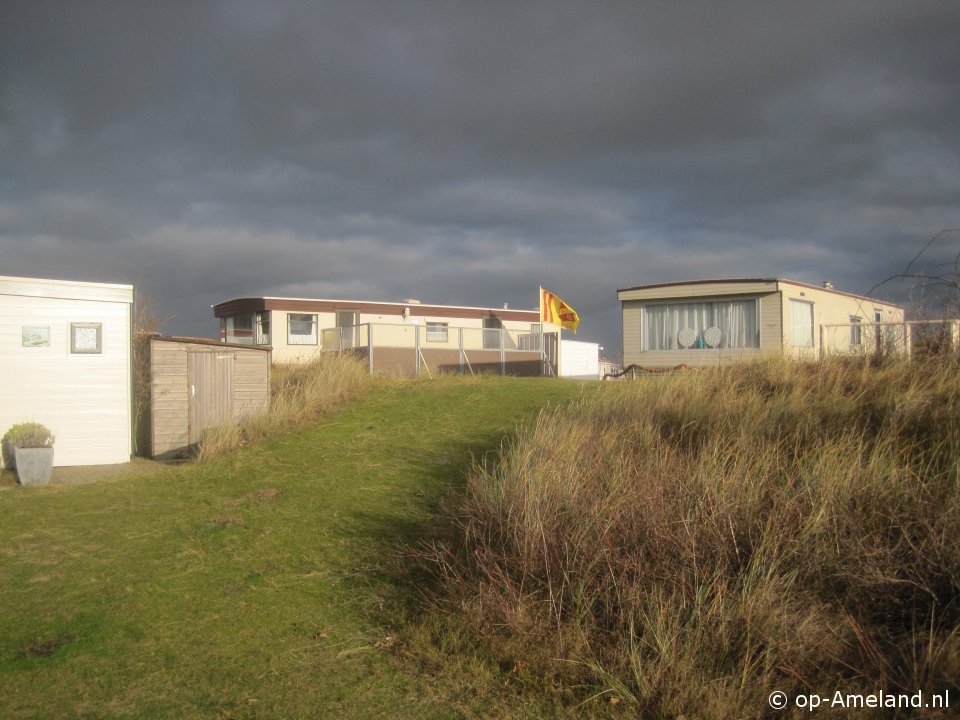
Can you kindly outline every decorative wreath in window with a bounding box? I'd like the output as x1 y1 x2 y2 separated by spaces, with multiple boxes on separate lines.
677 327 697 348
703 326 722 348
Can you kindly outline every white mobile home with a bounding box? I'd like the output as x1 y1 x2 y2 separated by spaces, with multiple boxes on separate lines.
0 275 133 466
212 296 561 375
619 278 904 368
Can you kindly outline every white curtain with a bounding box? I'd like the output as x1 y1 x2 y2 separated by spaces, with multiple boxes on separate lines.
645 302 710 350
645 300 757 350
718 300 756 348
226 314 254 345
288 313 318 345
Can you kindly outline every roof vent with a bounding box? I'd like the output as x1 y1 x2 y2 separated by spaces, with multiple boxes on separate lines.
822 281 833 290
403 298 421 305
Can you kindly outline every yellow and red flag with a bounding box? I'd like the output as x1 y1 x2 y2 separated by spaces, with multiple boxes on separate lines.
540 286 580 333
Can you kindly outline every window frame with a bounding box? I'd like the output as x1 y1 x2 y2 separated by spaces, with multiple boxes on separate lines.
483 315 503 350
789 299 815 348
287 313 318 345
256 311 271 346
425 321 449 342
336 310 359 329
849 316 862 346
640 297 760 351
223 314 255 344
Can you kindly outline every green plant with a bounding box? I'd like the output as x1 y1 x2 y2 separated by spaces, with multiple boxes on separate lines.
3 422 55 449
2 422 55 468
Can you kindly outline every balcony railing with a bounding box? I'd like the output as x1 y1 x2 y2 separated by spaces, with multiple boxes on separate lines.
819 320 960 359
319 322 557 376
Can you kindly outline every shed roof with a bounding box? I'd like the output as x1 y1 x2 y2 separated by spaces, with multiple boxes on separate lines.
140 333 272 351
0 275 133 304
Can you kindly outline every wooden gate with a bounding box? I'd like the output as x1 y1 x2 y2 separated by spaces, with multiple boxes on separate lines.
188 351 235 444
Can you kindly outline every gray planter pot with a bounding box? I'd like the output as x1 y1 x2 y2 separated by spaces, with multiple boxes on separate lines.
14 447 54 486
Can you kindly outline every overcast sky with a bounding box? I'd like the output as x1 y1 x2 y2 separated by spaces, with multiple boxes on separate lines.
2 1 958 353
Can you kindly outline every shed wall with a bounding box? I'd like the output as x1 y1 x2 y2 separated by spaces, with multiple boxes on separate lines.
146 339 270 459
148 340 190 459
0 282 132 466
560 340 600 379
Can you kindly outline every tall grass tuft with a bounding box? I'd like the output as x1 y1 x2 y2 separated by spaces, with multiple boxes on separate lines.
198 353 372 460
421 358 960 717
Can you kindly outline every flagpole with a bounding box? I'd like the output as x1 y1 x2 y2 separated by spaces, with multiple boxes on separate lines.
537 286 543 376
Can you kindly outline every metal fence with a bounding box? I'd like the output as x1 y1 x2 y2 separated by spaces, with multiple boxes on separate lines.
819 320 960 359
320 323 559 377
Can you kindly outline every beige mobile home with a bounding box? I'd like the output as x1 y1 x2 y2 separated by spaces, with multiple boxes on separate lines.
212 296 560 375
618 278 903 368
0 275 133 466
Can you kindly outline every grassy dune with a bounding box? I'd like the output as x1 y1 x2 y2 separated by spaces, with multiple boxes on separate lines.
0 372 584 719
7 356 959 718
421 358 960 717
196 353 373 460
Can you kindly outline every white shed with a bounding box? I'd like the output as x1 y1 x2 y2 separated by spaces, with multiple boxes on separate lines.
0 275 134 466
560 339 600 380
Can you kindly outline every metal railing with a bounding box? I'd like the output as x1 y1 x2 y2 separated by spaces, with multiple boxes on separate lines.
320 323 557 376
819 320 960 359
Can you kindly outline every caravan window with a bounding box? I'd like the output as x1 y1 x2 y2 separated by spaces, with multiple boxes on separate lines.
643 299 758 351
288 313 318 345
790 300 814 348
426 322 448 342
849 316 862 346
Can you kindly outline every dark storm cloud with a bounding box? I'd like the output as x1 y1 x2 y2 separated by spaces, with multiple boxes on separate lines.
1 1 958 349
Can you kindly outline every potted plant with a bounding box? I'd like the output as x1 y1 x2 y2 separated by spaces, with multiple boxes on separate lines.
2 423 55 486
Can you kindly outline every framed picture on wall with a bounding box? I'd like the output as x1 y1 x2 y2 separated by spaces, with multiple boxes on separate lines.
71 322 102 354
22 326 51 347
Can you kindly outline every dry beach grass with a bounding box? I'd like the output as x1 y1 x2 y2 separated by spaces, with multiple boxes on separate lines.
418 357 960 717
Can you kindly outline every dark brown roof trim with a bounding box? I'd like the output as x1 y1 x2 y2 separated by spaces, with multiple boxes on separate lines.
212 297 540 322
211 298 268 316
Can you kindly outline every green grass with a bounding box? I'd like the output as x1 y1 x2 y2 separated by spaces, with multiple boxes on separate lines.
0 376 585 719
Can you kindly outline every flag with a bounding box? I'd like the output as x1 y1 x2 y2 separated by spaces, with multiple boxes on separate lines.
540 286 580 333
